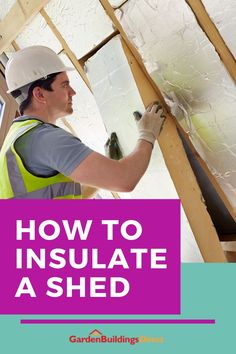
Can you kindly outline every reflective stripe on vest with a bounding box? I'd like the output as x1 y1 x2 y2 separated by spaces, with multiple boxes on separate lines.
0 118 82 199
6 148 81 198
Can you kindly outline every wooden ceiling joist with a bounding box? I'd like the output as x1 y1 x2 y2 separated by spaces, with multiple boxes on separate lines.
78 29 119 67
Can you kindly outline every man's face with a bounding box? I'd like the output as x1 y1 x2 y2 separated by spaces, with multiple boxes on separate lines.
44 72 76 120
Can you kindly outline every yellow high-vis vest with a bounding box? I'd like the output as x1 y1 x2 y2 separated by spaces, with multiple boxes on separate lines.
0 118 81 199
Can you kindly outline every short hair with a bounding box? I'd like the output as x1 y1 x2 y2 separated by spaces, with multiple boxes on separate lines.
11 72 60 115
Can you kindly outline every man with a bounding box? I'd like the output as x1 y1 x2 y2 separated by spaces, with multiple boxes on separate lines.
0 46 165 199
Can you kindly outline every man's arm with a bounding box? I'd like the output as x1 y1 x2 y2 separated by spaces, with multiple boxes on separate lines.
70 103 165 192
70 140 153 192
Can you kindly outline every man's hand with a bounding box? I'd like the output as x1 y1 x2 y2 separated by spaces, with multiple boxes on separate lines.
134 102 166 146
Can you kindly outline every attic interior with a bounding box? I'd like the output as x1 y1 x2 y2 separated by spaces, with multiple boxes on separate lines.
0 0 235 262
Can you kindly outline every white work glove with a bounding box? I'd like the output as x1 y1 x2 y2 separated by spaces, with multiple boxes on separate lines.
133 102 166 146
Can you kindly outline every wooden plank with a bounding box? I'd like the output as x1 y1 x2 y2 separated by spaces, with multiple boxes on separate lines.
186 0 236 83
11 40 20 51
78 29 119 67
0 0 50 55
40 9 92 90
121 39 226 262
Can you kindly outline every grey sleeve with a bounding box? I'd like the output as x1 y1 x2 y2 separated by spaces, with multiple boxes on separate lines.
15 124 94 176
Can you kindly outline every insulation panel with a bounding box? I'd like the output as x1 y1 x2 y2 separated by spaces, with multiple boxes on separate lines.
15 13 62 53
86 36 203 262
116 0 236 212
44 0 115 59
202 0 236 57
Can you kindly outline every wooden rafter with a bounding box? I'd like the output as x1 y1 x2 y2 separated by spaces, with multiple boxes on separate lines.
11 40 20 52
78 29 119 67
0 0 50 55
99 0 227 262
40 8 91 90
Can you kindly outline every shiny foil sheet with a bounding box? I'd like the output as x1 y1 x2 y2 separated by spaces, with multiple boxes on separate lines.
116 0 236 211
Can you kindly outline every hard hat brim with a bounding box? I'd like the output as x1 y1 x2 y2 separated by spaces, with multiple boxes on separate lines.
6 66 75 93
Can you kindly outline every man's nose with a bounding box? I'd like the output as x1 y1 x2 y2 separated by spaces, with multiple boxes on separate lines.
69 86 76 96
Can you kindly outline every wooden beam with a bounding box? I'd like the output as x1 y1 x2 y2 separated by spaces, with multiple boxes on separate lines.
11 40 20 51
0 0 50 55
121 39 226 262
78 29 119 67
40 9 92 90
186 0 236 83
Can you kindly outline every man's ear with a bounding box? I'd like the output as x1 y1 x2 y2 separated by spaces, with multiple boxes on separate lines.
32 87 46 103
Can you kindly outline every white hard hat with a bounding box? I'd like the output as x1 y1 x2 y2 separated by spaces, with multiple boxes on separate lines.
5 45 74 93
